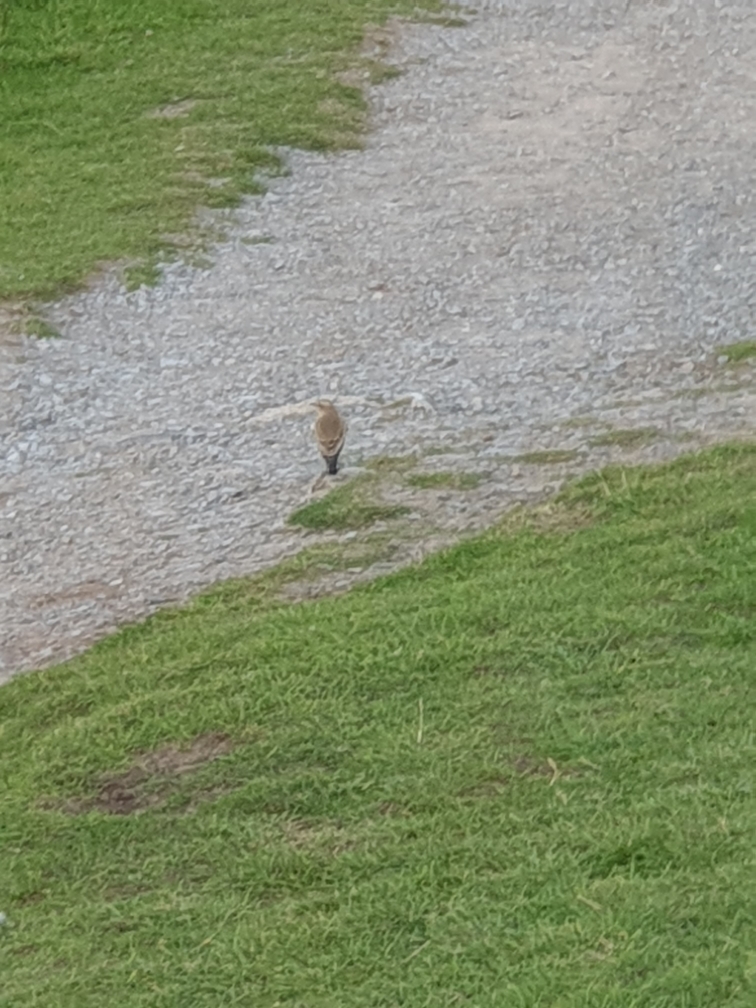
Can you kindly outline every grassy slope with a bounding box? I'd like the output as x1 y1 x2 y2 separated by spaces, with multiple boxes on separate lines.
0 0 438 299
1 445 755 1006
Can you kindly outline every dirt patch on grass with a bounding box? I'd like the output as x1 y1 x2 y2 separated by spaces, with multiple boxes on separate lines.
50 732 234 816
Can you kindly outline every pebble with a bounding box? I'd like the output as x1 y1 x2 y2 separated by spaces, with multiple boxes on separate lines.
1 0 755 681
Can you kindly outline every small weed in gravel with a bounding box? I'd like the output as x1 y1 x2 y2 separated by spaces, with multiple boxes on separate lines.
365 61 403 85
589 428 659 449
407 471 482 490
365 454 418 473
719 340 756 364
414 15 469 28
123 259 163 292
24 318 60 339
561 416 598 430
514 449 579 465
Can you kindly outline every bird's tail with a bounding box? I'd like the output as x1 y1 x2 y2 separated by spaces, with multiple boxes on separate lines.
326 454 339 475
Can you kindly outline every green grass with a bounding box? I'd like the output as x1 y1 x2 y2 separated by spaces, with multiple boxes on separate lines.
514 449 579 465
424 445 456 455
561 415 598 430
0 0 440 299
414 13 469 27
288 475 410 530
23 316 60 339
719 340 756 364
407 470 483 490
1 444 755 1006
589 428 660 449
206 538 400 608
364 453 418 472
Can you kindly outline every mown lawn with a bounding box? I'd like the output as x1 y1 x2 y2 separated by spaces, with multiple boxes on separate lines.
1 445 754 1006
0 0 439 299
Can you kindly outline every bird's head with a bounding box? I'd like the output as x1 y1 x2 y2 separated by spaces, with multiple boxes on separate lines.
311 398 333 413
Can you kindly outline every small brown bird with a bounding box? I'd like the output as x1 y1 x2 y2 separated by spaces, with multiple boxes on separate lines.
312 399 347 475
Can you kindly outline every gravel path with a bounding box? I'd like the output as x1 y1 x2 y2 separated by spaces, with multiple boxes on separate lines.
2 0 755 681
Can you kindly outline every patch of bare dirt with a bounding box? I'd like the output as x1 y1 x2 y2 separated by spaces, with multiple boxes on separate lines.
360 18 402 60
49 732 234 816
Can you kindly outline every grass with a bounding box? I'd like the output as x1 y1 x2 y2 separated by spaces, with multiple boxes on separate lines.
288 475 410 530
0 0 440 300
206 538 400 608
406 470 483 490
589 428 660 449
561 415 598 430
514 449 579 465
424 445 456 455
365 453 418 472
719 340 756 364
23 316 60 339
1 444 755 1006
414 13 469 27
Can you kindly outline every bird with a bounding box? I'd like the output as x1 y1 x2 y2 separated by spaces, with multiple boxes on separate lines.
312 399 347 475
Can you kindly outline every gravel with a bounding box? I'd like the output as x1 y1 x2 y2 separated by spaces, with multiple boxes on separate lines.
1 0 755 681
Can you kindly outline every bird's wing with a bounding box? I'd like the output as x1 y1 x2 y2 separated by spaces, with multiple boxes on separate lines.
317 428 346 456
315 413 346 456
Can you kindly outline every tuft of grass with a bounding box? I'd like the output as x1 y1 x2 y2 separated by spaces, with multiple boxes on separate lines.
589 427 659 449
365 59 402 85
0 0 441 299
288 476 410 530
407 471 483 490
514 449 579 465
412 11 469 27
123 258 164 291
213 547 346 601
240 234 274 245
180 537 399 614
365 453 418 472
561 415 598 430
1 444 755 1006
719 340 756 363
24 316 60 339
